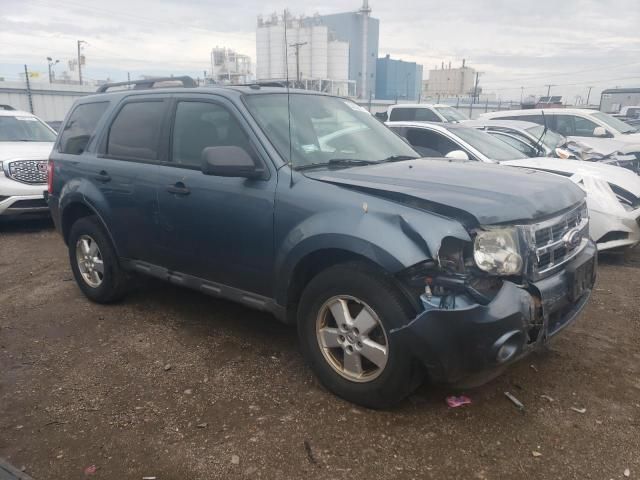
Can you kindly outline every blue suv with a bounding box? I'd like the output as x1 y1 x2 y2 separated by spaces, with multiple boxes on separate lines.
47 78 597 408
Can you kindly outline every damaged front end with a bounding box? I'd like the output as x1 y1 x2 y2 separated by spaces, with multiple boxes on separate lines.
392 201 597 385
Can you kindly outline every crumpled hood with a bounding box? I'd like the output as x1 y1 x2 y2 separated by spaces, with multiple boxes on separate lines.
304 159 585 225
0 142 54 161
567 136 640 156
502 157 640 196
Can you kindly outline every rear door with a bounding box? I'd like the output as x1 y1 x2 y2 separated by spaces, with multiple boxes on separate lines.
155 94 277 297
94 95 170 263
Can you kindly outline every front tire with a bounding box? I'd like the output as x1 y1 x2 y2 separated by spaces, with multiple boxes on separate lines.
68 216 129 303
298 262 422 408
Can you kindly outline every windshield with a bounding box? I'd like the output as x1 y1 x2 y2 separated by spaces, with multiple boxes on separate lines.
591 111 637 134
435 106 469 122
451 126 526 161
0 115 57 142
244 93 418 169
526 125 566 149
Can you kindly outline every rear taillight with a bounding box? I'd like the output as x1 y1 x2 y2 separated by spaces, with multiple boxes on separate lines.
47 159 54 194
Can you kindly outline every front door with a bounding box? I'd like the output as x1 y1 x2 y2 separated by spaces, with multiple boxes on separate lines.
156 96 277 297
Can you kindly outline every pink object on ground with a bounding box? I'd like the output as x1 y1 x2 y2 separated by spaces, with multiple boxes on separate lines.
446 395 472 408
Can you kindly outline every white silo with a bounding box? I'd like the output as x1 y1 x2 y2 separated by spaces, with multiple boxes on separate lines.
310 25 328 79
327 40 349 81
269 22 286 79
256 26 270 80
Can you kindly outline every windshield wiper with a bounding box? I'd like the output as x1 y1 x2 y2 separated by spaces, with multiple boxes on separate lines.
295 158 375 171
379 154 419 163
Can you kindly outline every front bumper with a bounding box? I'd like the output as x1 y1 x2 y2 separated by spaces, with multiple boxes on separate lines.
0 173 48 216
591 207 640 251
391 240 597 384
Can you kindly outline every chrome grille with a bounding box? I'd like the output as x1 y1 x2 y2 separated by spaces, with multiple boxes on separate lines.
523 202 589 279
6 160 48 185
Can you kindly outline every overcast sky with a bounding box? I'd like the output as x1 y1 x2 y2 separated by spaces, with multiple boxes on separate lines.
1 0 639 102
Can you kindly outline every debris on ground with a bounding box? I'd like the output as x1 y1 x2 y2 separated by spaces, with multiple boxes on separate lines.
504 392 525 412
446 395 472 408
196 423 208 428
624 468 630 477
532 451 542 457
183 389 192 395
304 439 318 464
540 395 554 402
84 465 97 475
163 364 171 371
142 477 157 480
570 407 587 414
530 364 538 372
231 455 240 465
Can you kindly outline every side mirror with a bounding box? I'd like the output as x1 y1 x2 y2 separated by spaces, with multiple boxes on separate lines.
593 126 610 138
445 150 470 161
201 146 264 179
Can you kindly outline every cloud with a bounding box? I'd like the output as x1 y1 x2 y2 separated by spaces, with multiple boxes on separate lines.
1 0 638 100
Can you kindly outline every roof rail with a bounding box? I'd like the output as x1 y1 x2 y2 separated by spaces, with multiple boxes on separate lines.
96 76 197 93
230 81 289 89
0 104 16 111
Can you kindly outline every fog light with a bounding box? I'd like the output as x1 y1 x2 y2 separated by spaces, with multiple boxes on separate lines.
492 330 522 364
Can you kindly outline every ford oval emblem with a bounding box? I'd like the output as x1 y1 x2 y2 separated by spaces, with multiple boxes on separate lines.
563 228 582 250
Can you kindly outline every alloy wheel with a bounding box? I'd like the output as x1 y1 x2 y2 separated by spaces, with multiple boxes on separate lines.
75 234 104 288
315 295 389 383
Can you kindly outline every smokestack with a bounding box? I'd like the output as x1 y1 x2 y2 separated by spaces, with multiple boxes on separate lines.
462 58 466 68
448 61 451 70
441 61 444 70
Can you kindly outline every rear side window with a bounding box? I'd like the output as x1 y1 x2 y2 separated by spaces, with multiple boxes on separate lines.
389 108 417 121
501 114 544 124
107 101 165 160
59 102 109 154
414 109 440 122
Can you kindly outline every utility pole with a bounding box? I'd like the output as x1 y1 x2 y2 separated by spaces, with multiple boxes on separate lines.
77 40 86 85
46 57 59 83
545 84 555 97
289 42 307 85
470 71 482 117
24 65 34 113
520 86 524 104
586 86 593 105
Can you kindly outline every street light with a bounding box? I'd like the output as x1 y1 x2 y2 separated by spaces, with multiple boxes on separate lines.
46 57 60 83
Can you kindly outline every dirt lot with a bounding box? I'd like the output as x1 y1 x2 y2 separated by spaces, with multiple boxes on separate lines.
1 218 639 480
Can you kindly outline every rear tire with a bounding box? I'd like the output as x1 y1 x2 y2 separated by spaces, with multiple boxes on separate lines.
298 262 422 408
68 216 129 303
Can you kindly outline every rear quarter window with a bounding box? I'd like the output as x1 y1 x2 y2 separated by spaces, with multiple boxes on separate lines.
58 102 110 154
389 108 417 121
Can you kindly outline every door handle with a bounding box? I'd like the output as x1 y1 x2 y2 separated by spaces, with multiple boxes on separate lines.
93 171 111 183
166 182 190 196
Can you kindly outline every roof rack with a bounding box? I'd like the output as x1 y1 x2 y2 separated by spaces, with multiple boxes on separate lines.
230 81 289 89
96 76 197 93
0 104 16 111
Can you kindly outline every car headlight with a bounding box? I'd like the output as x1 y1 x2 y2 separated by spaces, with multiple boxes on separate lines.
474 228 523 275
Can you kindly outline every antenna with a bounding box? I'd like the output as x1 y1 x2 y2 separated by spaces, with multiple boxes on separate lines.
284 10 294 188
534 109 548 155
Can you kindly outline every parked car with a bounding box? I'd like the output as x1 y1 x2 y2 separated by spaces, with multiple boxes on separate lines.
480 108 640 165
386 103 469 123
388 121 640 252
465 119 639 173
0 107 57 218
48 78 597 408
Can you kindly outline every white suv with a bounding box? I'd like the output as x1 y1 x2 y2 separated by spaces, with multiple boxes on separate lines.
0 106 56 217
386 104 470 123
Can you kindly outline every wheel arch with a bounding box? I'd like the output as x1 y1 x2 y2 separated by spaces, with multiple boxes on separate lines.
60 200 119 256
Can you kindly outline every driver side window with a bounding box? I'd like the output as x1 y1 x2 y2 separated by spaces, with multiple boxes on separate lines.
172 101 253 167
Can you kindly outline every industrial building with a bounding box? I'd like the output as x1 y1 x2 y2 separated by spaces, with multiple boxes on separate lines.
256 12 353 96
210 47 252 84
424 60 476 98
375 55 423 101
303 1 379 99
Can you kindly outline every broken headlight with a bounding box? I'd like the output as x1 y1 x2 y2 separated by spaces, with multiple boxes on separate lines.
473 228 523 276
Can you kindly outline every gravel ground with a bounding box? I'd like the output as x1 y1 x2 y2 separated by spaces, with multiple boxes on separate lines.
1 218 639 480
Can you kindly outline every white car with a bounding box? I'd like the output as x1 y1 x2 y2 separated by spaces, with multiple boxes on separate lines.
479 108 640 158
0 107 56 217
387 121 640 252
386 104 469 123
